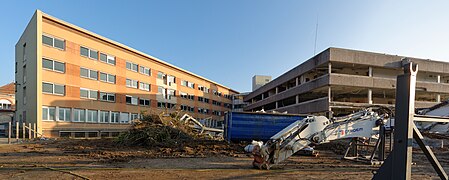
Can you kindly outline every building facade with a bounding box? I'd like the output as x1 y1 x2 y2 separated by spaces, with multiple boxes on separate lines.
0 82 15 123
244 48 449 116
252 75 271 91
15 10 238 138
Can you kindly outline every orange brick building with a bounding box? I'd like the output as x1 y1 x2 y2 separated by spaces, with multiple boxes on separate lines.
15 10 238 138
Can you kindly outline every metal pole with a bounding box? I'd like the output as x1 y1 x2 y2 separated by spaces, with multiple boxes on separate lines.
8 121 11 144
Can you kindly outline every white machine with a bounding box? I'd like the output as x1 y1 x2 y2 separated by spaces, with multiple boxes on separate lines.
245 109 390 169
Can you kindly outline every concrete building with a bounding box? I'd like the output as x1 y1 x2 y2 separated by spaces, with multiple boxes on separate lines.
0 82 15 136
0 82 15 123
252 75 271 91
244 47 449 116
15 10 238 138
231 92 249 112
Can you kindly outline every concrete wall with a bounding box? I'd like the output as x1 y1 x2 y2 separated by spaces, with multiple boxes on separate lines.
15 10 41 132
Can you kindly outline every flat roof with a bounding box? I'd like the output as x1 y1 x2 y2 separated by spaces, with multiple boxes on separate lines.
39 10 239 93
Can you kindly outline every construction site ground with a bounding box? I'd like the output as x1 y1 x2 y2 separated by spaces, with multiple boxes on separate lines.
0 138 448 179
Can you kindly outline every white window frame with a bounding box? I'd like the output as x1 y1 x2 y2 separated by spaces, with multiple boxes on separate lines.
42 106 56 121
100 92 116 102
139 66 151 76
126 61 138 72
80 88 98 100
42 57 65 73
100 52 116 65
99 72 116 84
126 78 138 88
42 82 65 96
139 82 150 91
80 67 98 80
86 110 98 123
111 112 119 123
99 111 109 123
139 98 150 106
73 109 85 122
126 95 138 105
42 34 65 50
58 107 71 122
80 46 98 60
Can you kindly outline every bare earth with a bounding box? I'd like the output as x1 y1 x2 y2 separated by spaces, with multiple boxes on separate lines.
0 139 446 180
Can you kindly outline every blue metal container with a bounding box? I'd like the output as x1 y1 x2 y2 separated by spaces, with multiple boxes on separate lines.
224 112 306 142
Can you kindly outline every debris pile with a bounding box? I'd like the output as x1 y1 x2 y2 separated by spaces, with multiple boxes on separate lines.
116 112 204 147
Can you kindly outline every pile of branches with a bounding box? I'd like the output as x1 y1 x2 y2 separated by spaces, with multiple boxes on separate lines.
116 112 198 147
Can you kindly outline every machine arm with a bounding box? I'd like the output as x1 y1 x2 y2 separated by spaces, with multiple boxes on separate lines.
245 109 388 169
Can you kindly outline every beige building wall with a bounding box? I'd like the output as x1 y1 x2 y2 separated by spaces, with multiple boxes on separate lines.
16 10 238 137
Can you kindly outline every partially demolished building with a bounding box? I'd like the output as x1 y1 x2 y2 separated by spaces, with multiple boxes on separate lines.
243 47 449 116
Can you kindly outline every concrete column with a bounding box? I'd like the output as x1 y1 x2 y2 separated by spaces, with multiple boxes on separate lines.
108 111 112 123
437 75 441 83
368 66 373 77
55 106 60 121
368 89 373 104
328 86 332 102
436 94 441 103
296 77 299 86
261 93 264 99
275 87 279 94
328 62 332 74
71 108 75 122
97 110 101 123
275 102 278 109
296 95 299 104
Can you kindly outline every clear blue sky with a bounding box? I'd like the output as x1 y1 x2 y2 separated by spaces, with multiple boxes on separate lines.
1 1 449 92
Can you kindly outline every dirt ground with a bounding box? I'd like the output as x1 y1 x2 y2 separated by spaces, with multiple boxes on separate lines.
0 139 447 180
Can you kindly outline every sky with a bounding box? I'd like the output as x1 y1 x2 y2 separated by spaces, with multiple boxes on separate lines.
1 1 449 92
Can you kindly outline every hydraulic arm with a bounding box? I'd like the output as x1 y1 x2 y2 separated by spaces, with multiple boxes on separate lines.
244 109 389 169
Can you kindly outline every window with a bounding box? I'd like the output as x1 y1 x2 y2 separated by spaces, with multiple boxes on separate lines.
42 82 65 95
139 66 151 76
167 75 176 85
58 108 71 121
126 95 138 105
126 79 138 88
157 102 165 108
99 72 116 84
157 72 166 79
0 100 12 110
80 67 98 80
180 105 194 112
139 98 150 106
80 88 98 100
182 80 194 88
213 100 222 106
100 53 116 65
139 82 150 91
120 112 129 123
100 111 109 123
167 89 175 99
111 112 119 123
130 113 139 121
42 34 65 50
100 92 115 102
126 61 138 72
43 58 65 73
180 92 194 100
42 106 56 121
73 109 85 122
87 110 98 123
198 85 209 93
80 46 98 60
23 65 26 84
